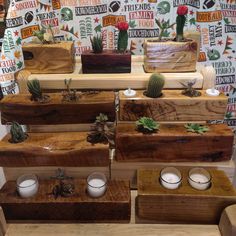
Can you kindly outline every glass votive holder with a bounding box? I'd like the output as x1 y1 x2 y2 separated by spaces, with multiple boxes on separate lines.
188 167 211 191
16 174 39 198
160 167 182 190
87 172 107 198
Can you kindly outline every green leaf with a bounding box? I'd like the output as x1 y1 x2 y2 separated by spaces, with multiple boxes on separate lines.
189 18 196 25
16 61 23 69
224 18 230 24
162 30 170 38
94 24 102 33
129 20 137 28
16 37 22 45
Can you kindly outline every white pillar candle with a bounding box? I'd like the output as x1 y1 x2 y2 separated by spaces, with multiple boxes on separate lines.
87 172 107 198
17 174 39 198
188 168 211 191
160 167 182 190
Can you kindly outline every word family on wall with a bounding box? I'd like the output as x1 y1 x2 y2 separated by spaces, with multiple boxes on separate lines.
0 0 236 126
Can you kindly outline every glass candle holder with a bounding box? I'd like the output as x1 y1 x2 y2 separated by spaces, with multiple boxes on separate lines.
16 174 39 198
188 167 211 190
160 167 182 190
87 172 107 198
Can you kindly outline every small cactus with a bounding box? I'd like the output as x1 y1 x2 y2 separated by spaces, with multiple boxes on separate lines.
9 122 28 143
90 35 103 53
146 73 165 98
136 117 159 134
116 21 129 53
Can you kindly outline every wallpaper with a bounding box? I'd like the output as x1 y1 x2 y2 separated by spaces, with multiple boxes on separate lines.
0 0 236 126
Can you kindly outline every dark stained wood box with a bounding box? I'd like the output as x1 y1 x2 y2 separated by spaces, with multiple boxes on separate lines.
81 50 131 74
0 179 131 222
0 92 116 125
0 132 109 167
136 168 236 224
115 123 233 162
119 90 228 121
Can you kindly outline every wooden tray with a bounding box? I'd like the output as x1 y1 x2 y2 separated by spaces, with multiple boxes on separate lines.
0 179 131 222
136 168 236 224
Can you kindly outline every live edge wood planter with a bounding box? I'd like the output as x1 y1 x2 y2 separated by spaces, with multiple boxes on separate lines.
81 50 131 74
143 39 198 73
136 168 236 224
115 123 233 162
0 179 131 222
22 41 75 74
119 90 228 121
0 132 109 167
0 92 115 125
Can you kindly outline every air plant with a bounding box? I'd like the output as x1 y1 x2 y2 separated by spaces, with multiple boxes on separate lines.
87 113 115 148
185 123 209 134
9 121 28 143
33 24 55 44
62 78 78 102
180 78 201 97
136 117 159 134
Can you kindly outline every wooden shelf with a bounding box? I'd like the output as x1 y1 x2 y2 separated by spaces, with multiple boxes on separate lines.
0 92 115 125
0 179 131 223
119 90 228 121
136 168 236 224
115 123 233 162
0 132 109 167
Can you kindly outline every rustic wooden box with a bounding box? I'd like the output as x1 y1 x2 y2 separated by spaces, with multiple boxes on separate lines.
22 42 75 74
0 92 115 124
144 39 197 73
115 123 233 162
136 168 236 224
81 50 131 74
119 90 228 121
0 179 131 222
0 132 109 167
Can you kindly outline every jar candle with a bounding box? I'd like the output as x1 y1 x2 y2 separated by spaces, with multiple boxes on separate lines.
188 167 211 190
17 174 39 198
160 167 182 190
87 172 107 198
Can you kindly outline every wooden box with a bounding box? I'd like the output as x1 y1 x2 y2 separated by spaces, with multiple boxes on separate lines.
0 92 116 124
0 179 131 222
81 50 131 74
0 132 109 167
115 123 233 162
119 90 228 121
136 168 236 224
144 39 197 73
22 42 75 74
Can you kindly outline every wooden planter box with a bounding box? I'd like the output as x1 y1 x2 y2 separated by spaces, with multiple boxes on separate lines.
0 92 116 125
22 42 75 74
0 179 131 222
115 123 233 162
144 39 198 73
119 90 228 121
0 132 109 167
136 168 236 224
81 50 131 74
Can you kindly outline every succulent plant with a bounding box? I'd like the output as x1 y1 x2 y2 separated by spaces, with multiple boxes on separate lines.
185 123 209 134
62 78 78 102
136 117 159 134
180 78 201 97
87 113 115 147
9 122 28 143
156 19 175 41
51 181 75 199
146 73 165 98
90 35 103 53
33 24 55 44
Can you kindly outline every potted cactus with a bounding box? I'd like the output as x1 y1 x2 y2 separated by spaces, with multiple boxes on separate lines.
144 5 198 73
81 22 131 74
145 73 165 98
9 122 28 143
22 24 75 74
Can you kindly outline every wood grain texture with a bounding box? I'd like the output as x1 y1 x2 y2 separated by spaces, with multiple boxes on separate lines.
136 168 236 224
0 179 131 222
115 123 233 162
144 39 197 73
119 90 228 121
0 132 109 167
23 42 75 74
0 92 115 124
81 50 131 73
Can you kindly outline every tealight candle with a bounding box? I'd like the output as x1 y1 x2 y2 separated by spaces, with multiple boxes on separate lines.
87 172 107 198
17 174 39 198
123 88 136 97
160 167 182 190
188 167 211 191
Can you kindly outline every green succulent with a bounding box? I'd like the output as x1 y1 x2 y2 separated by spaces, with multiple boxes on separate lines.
27 79 42 101
155 19 175 41
96 113 108 123
90 35 103 53
10 122 28 143
136 117 159 133
185 123 209 134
